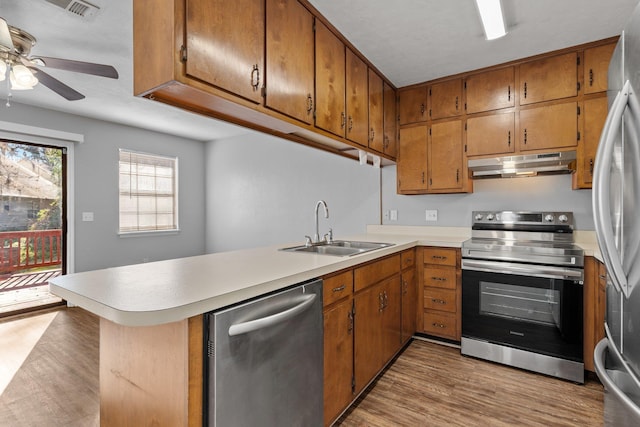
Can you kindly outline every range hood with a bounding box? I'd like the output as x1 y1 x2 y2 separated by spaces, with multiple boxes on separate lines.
468 151 577 179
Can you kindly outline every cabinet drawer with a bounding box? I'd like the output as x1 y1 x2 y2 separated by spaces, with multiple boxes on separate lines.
323 270 353 306
423 248 457 267
354 254 400 292
424 288 456 312
423 267 457 289
401 249 416 270
423 310 457 340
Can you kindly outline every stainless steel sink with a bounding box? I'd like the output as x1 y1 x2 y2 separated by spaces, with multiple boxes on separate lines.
280 240 394 257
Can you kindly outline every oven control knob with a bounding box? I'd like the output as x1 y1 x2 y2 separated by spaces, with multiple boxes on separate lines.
486 214 495 221
559 214 568 223
544 214 554 223
475 213 484 221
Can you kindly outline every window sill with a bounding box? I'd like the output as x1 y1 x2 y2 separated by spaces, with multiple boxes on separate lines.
118 229 181 238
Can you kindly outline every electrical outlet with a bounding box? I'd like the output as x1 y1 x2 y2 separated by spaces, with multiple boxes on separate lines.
82 212 94 222
425 209 438 221
390 210 398 221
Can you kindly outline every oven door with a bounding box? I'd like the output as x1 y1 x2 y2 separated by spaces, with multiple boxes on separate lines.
462 259 584 362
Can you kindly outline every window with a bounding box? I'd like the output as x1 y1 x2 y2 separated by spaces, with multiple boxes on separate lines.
118 149 178 234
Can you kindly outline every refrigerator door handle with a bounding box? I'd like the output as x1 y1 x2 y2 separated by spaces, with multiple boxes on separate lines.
594 338 640 419
228 293 316 336
593 80 631 296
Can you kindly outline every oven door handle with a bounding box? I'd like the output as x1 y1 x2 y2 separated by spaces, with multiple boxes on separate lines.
462 259 584 280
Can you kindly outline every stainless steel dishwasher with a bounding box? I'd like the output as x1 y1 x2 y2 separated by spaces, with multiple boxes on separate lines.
205 278 323 426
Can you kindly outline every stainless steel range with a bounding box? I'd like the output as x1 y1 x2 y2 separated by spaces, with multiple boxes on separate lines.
461 211 585 383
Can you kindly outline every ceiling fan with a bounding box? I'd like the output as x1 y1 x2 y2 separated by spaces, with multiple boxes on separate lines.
0 17 118 101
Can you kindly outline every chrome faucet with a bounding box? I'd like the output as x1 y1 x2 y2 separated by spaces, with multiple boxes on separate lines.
314 200 329 243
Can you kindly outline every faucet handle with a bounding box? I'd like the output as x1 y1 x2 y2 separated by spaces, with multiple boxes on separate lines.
324 228 333 243
304 235 313 247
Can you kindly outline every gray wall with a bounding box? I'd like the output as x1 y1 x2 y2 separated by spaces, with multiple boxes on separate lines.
205 133 381 253
2 103 207 272
381 165 595 230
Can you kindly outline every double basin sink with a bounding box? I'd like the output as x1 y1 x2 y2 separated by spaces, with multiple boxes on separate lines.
281 240 394 257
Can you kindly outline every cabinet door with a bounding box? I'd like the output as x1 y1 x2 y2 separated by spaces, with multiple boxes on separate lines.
383 82 398 158
519 102 578 151
368 69 385 152
354 282 383 394
465 67 514 114
430 79 462 120
429 120 463 190
466 112 515 156
401 268 416 344
519 52 578 105
324 298 354 425
380 276 402 365
186 0 264 104
577 97 608 187
315 20 346 137
397 125 428 192
584 43 616 95
346 49 369 146
265 0 314 124
399 86 427 125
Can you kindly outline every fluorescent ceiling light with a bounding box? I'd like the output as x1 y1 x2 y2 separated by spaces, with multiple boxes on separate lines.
476 0 507 40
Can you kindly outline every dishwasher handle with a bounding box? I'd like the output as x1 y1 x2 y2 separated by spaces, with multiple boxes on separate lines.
228 293 317 336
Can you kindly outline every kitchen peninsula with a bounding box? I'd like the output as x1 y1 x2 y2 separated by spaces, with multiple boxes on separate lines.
49 228 465 426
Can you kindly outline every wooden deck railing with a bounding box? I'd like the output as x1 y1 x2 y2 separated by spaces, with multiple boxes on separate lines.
0 229 62 274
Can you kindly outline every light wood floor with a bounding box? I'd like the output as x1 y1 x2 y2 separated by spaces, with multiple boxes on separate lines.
0 308 604 426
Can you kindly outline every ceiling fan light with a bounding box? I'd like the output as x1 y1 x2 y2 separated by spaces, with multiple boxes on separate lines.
10 64 38 89
476 0 507 40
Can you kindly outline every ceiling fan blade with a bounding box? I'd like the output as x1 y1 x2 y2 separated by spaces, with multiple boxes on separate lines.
29 67 85 101
0 18 15 52
31 56 119 79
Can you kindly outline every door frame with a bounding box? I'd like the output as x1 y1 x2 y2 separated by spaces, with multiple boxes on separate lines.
0 120 81 275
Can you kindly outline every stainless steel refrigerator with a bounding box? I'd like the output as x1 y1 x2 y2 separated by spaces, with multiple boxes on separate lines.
593 1 640 425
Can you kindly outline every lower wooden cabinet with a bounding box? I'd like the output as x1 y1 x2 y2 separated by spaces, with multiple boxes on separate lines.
323 250 415 425
583 256 606 372
420 246 461 341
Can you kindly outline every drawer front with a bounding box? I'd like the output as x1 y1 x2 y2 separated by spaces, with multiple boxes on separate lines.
423 310 457 340
423 267 457 289
424 287 456 313
354 254 400 292
401 249 416 270
323 270 354 306
423 247 457 267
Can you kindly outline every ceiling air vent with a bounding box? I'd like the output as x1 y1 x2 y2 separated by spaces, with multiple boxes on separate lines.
43 0 100 19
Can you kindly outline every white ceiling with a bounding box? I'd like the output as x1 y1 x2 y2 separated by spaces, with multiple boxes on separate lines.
1 0 638 142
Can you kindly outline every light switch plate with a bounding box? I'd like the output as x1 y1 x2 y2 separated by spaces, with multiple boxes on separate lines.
425 209 438 221
390 210 398 221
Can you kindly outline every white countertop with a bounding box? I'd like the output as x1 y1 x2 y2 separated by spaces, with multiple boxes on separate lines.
49 225 600 327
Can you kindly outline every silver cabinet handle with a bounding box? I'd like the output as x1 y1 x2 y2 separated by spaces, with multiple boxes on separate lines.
228 294 316 336
594 338 640 419
593 80 631 296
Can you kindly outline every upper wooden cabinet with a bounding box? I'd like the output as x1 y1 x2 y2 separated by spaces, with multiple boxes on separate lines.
265 0 315 124
429 120 464 191
575 96 608 188
399 85 428 125
397 125 428 193
519 52 578 105
584 43 616 95
346 49 369 146
519 102 578 151
315 19 346 138
185 0 264 104
383 82 398 157
466 112 515 157
368 69 384 152
465 67 515 114
430 79 462 120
